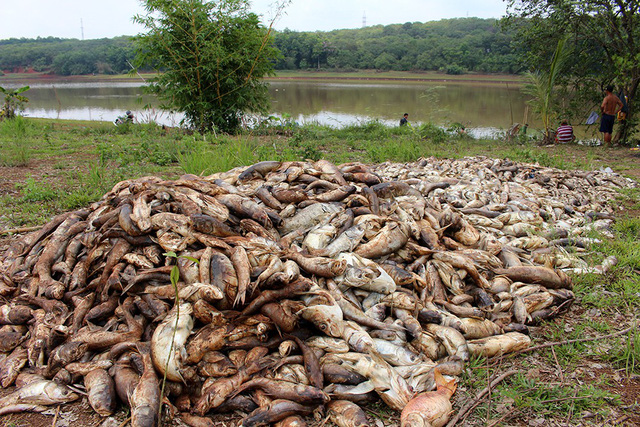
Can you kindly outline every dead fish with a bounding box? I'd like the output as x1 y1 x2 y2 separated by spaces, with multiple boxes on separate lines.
85 368 116 416
242 399 314 427
151 302 193 383
467 332 531 358
0 347 28 387
274 416 308 427
400 368 456 427
0 325 27 352
185 323 227 364
279 203 342 235
66 360 113 376
354 222 410 259
239 161 282 182
0 379 79 408
372 338 423 366
327 400 370 427
424 324 469 361
180 413 217 427
232 378 329 404
130 347 161 427
231 246 253 305
113 360 140 407
285 249 347 278
494 266 572 290
0 304 33 325
217 194 273 228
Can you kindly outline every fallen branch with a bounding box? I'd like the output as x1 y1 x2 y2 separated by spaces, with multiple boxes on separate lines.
445 369 519 427
0 226 41 236
515 322 637 355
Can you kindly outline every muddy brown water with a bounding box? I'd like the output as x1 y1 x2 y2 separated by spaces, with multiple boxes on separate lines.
1 78 548 136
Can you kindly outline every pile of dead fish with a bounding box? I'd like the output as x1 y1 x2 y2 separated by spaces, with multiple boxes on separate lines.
0 157 635 427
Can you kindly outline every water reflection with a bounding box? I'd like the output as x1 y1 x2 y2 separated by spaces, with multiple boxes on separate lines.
3 79 534 132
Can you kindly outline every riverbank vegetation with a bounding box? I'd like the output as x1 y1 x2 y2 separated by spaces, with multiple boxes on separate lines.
0 17 518 77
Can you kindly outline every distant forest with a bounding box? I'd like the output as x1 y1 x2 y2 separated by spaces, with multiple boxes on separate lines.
0 18 521 76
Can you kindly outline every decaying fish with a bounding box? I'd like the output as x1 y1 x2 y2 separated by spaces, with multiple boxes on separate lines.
151 302 194 383
85 368 117 416
130 347 161 427
0 156 629 425
400 369 456 427
0 379 79 414
327 400 370 427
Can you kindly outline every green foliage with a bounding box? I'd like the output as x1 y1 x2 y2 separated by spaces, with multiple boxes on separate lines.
603 328 640 375
134 0 279 133
0 115 32 166
504 1 640 144
499 373 617 417
522 36 571 144
445 64 465 75
0 37 135 76
0 85 30 120
273 18 518 73
1 18 521 78
17 177 58 202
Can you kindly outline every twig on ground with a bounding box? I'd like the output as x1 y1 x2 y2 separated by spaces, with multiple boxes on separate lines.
551 345 565 383
0 226 41 235
565 388 579 425
487 409 521 427
515 322 637 355
118 416 132 427
51 405 60 427
445 369 519 427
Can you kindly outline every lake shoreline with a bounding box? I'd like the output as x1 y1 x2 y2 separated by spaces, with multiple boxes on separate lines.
0 70 523 86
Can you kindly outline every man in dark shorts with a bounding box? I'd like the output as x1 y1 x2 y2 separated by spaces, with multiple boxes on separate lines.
600 85 623 146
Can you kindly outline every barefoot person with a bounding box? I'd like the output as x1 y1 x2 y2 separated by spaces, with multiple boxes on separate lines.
600 85 623 146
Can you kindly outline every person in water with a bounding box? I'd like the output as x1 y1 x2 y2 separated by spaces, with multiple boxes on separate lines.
400 113 409 126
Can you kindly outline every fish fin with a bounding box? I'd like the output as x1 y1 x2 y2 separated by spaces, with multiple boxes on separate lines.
233 290 245 307
433 367 457 396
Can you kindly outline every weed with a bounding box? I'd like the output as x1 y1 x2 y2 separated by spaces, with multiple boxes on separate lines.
17 177 58 202
498 373 617 418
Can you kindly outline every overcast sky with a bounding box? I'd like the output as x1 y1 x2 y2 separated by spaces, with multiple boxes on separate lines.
0 0 508 40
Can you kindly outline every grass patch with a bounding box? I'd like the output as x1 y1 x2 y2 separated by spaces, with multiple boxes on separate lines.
18 177 58 202
498 373 618 418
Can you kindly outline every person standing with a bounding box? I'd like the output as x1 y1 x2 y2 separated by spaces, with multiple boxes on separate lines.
400 113 409 126
600 85 623 146
555 120 575 144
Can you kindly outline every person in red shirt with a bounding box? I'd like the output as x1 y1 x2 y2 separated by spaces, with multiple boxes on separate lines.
555 120 575 144
600 85 623 146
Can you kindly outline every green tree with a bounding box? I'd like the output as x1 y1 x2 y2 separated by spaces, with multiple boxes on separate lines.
133 0 280 133
504 0 640 144
0 86 30 120
522 36 571 144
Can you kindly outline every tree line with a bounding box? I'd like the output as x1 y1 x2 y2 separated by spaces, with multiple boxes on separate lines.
0 37 135 75
0 18 520 76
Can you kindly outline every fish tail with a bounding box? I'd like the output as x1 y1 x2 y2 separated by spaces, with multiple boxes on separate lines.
434 367 457 396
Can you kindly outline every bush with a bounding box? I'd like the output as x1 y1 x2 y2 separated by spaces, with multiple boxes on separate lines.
445 65 465 75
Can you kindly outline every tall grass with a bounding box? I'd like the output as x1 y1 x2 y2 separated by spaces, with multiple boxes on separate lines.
0 116 31 166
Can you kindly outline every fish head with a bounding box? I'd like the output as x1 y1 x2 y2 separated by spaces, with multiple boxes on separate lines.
299 305 344 338
343 267 376 287
43 382 80 403
400 412 431 427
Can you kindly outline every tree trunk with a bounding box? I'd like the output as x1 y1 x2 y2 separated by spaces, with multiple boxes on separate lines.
613 74 639 144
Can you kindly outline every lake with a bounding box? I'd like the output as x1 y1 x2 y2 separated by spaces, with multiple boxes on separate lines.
4 79 534 137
